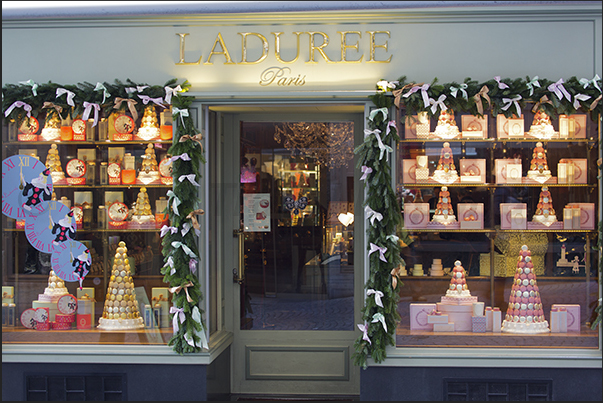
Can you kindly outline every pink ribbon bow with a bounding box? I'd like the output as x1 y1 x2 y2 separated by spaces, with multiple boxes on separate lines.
548 78 572 102
82 102 101 127
138 95 166 108
360 166 372 181
170 306 186 333
4 101 32 117
403 83 430 108
494 76 509 89
357 323 371 345
369 242 388 262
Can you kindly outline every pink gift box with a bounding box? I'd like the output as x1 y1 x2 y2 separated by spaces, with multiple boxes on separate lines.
472 315 487 333
404 114 430 139
409 303 436 330
552 304 580 332
500 203 527 229
461 115 488 138
458 203 484 229
565 203 595 230
497 115 525 139
559 114 587 138
561 159 587 184
404 203 430 229
550 308 568 333
495 159 522 184
492 308 502 332
427 314 449 324
402 159 417 184
459 159 486 183
437 302 473 332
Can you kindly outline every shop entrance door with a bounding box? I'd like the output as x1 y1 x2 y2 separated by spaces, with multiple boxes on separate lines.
217 105 364 396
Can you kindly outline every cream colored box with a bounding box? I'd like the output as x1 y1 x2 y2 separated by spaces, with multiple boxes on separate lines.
500 203 527 229
404 114 430 139
433 323 455 332
460 159 486 183
427 314 449 324
402 159 417 184
497 115 524 139
461 115 488 138
458 203 484 229
495 159 522 184
404 203 430 229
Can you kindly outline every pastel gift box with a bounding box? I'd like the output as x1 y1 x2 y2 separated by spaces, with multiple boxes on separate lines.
472 302 485 317
549 307 568 333
32 301 59 322
495 159 522 184
427 313 449 324
436 302 473 332
2 286 14 304
472 315 487 333
571 203 595 230
151 287 170 328
558 159 587 184
461 115 488 138
559 114 587 138
409 303 437 330
563 207 576 229
404 114 430 139
500 203 527 230
492 308 502 332
433 323 455 332
485 307 493 331
402 159 417 183
497 115 524 139
460 159 486 183
76 314 92 330
404 203 430 229
552 304 580 332
77 289 95 325
458 203 484 229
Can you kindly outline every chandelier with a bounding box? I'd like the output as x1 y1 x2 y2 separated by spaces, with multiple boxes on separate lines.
273 122 354 168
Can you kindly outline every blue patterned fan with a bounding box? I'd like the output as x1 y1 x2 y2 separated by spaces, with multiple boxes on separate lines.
284 195 308 215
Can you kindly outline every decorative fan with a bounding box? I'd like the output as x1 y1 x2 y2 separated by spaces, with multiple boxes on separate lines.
284 195 308 215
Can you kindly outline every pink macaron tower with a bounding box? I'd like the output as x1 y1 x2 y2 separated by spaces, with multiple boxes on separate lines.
502 244 550 333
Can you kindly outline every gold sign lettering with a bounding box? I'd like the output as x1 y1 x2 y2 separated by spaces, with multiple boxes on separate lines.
239 32 269 64
176 33 202 65
259 67 306 87
272 32 302 64
204 33 236 65
338 31 363 63
366 30 392 63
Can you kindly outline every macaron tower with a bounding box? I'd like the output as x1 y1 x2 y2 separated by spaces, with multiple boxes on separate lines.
501 245 550 333
441 260 477 304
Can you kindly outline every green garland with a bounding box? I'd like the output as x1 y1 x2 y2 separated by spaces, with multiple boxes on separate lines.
353 74 602 369
2 78 208 354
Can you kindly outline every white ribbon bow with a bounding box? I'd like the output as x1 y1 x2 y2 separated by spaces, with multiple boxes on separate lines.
181 222 192 237
56 88 76 106
449 83 468 100
19 79 38 96
579 74 601 93
138 94 166 108
386 234 399 244
364 128 392 161
369 107 388 121
360 166 372 181
189 258 197 274
4 101 32 117
501 95 523 117
548 78 572 102
164 255 175 275
526 76 540 96
170 306 185 333
82 102 101 127
167 190 182 216
187 306 209 350
365 205 383 226
170 152 191 162
403 83 430 108
160 225 178 237
371 312 387 332
357 323 371 345
172 241 198 259
573 93 591 110
172 107 189 126
429 94 447 114
494 76 509 89
179 174 199 186
369 242 388 262
386 120 396 135
94 82 110 104
164 85 183 104
367 289 384 308
376 80 397 93
125 85 149 94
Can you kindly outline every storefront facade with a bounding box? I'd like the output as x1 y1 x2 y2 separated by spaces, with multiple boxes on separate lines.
2 2 601 401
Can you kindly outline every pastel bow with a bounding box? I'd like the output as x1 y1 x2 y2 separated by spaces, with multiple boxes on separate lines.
369 242 388 262
56 88 76 106
164 85 182 104
501 95 522 117
167 190 182 216
172 241 197 259
179 174 199 186
138 94 166 108
179 133 204 152
189 258 197 274
186 208 205 232
367 289 384 308
386 120 396 135
181 222 192 237
449 83 468 100
170 152 191 162
357 323 371 345
169 281 195 303
369 107 388 121
531 95 553 113
429 94 447 114
94 82 110 104
172 107 189 126
4 101 32 117
82 102 101 127
573 93 591 110
473 85 491 115
403 83 430 108
391 267 401 289
526 76 540 96
590 94 602 110
114 97 139 122
125 85 149 94
579 74 601 92
190 306 209 350
548 78 572 102
364 128 392 161
170 306 186 333
371 312 387 332
376 80 397 93
42 102 62 114
360 166 372 181
164 255 175 275
19 79 38 96
386 234 399 244
160 225 178 237
494 76 509 89
364 205 383 226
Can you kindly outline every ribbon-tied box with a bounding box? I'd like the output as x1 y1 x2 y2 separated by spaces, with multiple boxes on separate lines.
460 159 486 184
497 115 525 139
558 159 587 184
458 203 484 229
461 115 488 138
151 287 170 328
500 203 527 229
404 114 431 139
409 303 437 330
558 114 587 139
495 159 522 184
550 307 568 333
404 203 430 229
552 304 580 332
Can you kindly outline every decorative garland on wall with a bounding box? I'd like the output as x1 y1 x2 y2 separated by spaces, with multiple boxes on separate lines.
2 78 208 354
353 74 602 369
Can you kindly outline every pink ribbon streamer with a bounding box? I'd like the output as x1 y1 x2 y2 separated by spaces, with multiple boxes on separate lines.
357 323 371 345
82 102 101 127
369 242 388 262
548 78 572 102
4 101 32 117
360 166 372 181
138 94 166 108
494 76 509 89
403 83 430 108
170 306 185 333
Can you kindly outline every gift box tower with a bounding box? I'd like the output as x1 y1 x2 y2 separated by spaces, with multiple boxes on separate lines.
501 244 550 333
45 144 66 184
98 241 144 330
431 186 457 224
128 187 156 229
532 186 557 226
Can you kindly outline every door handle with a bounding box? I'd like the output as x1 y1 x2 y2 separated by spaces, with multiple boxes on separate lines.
233 228 245 284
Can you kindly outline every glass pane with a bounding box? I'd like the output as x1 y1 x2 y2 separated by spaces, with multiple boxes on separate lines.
239 121 355 330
